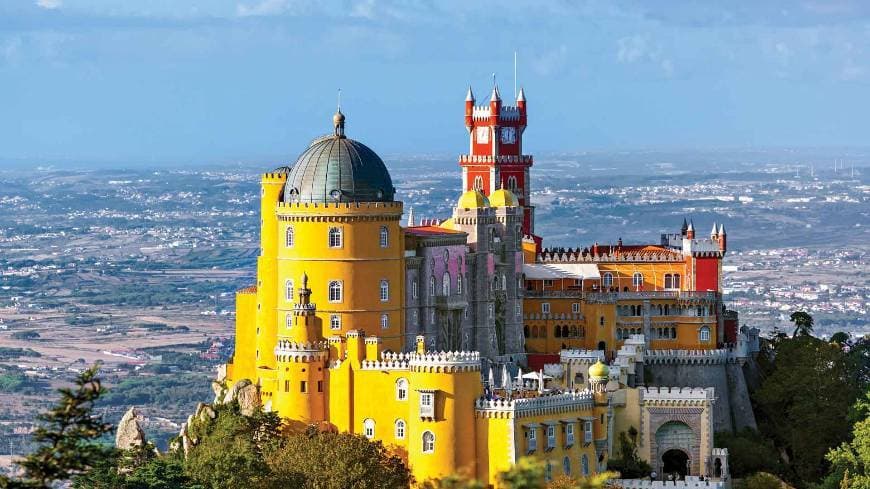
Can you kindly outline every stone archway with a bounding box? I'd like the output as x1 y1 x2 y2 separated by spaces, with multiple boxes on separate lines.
662 448 689 479
654 421 695 477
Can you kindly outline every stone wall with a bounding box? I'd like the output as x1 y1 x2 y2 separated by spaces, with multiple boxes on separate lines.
644 363 756 433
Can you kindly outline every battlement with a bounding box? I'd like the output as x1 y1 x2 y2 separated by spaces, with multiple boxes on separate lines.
612 477 725 489
275 201 402 217
475 389 595 418
645 349 729 365
640 386 714 402
361 351 411 370
459 155 532 165
408 351 481 373
470 104 521 121
712 447 729 457
237 285 257 295
274 339 328 362
262 172 289 181
559 349 605 363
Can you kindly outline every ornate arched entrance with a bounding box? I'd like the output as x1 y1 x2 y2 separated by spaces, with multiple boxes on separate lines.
662 449 689 478
654 421 694 478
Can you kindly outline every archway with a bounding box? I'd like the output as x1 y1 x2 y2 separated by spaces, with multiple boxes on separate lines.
714 458 722 478
597 341 606 351
662 449 689 479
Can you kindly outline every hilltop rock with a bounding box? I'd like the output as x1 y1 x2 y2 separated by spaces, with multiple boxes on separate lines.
115 407 146 450
237 383 260 416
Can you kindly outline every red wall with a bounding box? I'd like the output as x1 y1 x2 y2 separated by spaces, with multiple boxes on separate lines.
694 257 720 291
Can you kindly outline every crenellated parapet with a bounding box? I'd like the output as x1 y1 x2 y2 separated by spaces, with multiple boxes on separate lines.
612 478 725 489
645 349 731 365
640 386 714 406
408 351 481 373
474 390 595 419
559 349 605 363
361 351 412 370
274 339 329 362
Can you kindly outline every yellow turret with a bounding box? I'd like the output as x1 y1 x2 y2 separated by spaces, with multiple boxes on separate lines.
489 187 517 207
458 189 490 209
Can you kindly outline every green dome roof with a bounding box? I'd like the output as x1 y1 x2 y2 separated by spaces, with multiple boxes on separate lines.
283 112 395 204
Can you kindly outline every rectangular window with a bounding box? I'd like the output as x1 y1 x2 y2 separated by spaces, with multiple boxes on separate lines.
566 423 575 446
527 428 537 451
420 392 435 418
328 227 343 248
317 380 323 392
300 381 307 393
542 303 551 314
546 425 556 449
412 281 418 299
284 380 289 392
584 421 593 443
572 302 580 314
543 279 554 287
488 304 494 318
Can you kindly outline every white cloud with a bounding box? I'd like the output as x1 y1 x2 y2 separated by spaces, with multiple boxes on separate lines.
533 45 569 76
617 35 647 63
236 0 295 17
36 0 62 9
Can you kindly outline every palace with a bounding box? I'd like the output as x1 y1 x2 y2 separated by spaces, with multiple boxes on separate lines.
224 86 755 487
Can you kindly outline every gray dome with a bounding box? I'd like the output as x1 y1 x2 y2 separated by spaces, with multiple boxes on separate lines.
283 112 395 204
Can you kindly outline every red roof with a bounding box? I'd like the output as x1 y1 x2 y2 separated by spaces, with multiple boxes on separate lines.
404 225 465 237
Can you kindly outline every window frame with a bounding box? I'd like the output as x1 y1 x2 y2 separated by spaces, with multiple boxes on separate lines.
328 226 343 248
363 419 375 439
394 419 406 440
379 226 389 248
330 314 341 330
380 279 390 302
380 313 389 330
328 280 343 303
422 431 435 454
285 226 294 248
396 378 408 401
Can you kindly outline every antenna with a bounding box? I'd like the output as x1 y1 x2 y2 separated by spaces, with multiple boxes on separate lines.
514 50 517 99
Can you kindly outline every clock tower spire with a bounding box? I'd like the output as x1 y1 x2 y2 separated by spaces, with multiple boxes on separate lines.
460 83 536 244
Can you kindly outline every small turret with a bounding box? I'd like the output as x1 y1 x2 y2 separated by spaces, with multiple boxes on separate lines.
407 206 415 227
686 220 695 239
489 85 501 124
516 87 526 124
681 218 689 236
710 222 719 239
718 224 727 252
464 87 474 129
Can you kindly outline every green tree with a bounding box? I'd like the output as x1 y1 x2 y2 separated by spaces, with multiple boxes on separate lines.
714 428 781 478
266 427 411 489
816 391 870 489
737 472 783 489
183 404 281 489
0 366 114 489
754 335 862 484
790 311 814 337
498 458 546 489
606 428 651 478
829 332 850 345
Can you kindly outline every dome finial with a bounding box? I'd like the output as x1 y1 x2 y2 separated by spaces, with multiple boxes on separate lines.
333 89 345 138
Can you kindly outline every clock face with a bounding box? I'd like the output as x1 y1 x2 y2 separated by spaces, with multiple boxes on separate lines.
476 126 489 143
500 127 516 144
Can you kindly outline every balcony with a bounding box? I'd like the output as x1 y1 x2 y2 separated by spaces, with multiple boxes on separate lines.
434 295 468 310
523 289 584 299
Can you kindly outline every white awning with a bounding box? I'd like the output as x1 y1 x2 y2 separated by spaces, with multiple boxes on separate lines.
522 263 601 280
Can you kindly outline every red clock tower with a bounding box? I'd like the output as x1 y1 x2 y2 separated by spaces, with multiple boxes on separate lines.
461 85 537 243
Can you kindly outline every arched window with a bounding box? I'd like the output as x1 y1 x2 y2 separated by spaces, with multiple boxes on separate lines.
285 279 294 302
380 314 389 329
570 326 578 337
473 176 484 191
379 226 389 248
396 378 408 401
328 281 342 302
457 275 463 294
673 274 681 289
429 276 436 296
541 325 547 338
563 456 571 475
554 326 562 338
422 431 435 453
501 274 507 290
699 326 710 342
442 272 451 296
599 316 605 326
380 280 389 302
330 314 341 330
394 419 406 440
633 272 643 289
363 419 375 439
581 454 589 475
602 272 613 287
507 175 518 191
561 325 569 337
328 227 342 248
285 226 294 247
523 325 530 338
532 326 539 338
545 461 553 482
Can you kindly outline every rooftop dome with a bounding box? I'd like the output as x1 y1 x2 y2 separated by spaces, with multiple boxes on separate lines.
282 112 395 204
588 360 609 380
489 187 517 207
457 189 490 209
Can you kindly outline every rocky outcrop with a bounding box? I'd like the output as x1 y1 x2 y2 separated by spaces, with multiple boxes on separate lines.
115 407 146 450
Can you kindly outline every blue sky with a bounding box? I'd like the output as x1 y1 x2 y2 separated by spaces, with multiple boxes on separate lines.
1 0 869 165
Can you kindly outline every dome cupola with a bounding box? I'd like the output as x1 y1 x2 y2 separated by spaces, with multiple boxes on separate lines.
283 112 395 204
